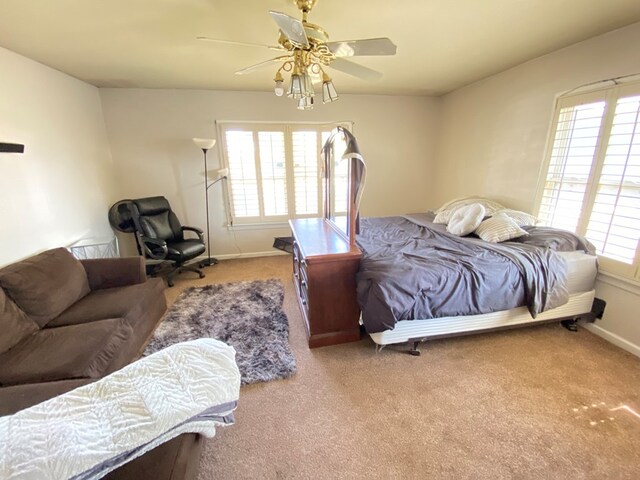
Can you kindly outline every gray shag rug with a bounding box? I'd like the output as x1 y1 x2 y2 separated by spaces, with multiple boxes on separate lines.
144 279 296 385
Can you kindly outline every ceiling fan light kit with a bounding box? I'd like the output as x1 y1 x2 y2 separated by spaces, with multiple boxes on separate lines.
199 0 396 111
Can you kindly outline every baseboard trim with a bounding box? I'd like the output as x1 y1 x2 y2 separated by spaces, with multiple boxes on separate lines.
582 322 640 358
198 250 289 261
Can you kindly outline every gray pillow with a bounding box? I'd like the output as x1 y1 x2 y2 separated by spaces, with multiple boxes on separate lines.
0 248 90 327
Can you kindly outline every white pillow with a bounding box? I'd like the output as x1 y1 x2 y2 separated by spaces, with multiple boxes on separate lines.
494 209 537 227
433 210 451 224
475 213 528 243
446 203 486 236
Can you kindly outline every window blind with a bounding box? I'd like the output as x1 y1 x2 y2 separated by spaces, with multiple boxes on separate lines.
225 130 260 218
536 80 640 280
218 122 349 225
292 131 320 216
538 101 605 231
258 131 288 216
585 95 640 264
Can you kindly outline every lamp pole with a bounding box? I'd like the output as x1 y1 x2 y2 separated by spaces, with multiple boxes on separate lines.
193 138 220 267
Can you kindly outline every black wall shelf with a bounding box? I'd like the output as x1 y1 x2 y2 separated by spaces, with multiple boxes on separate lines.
0 143 25 153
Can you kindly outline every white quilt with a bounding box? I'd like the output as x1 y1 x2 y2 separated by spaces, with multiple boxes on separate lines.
0 338 241 480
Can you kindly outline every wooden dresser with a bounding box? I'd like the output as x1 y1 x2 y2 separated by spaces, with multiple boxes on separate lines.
290 218 362 348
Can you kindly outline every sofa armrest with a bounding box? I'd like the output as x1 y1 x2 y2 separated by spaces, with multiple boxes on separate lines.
81 257 147 290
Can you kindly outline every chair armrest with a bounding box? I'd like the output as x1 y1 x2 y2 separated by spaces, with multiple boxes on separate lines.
81 257 146 290
182 226 204 242
139 236 169 260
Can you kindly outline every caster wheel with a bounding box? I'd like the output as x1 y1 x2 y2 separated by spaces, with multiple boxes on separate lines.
199 272 205 279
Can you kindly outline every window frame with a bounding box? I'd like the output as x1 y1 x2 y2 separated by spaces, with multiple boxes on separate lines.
216 120 352 227
534 80 640 281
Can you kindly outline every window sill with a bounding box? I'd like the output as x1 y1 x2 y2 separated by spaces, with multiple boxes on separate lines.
226 222 290 231
596 271 640 297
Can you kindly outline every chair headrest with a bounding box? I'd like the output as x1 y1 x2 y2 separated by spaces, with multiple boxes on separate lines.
132 196 171 216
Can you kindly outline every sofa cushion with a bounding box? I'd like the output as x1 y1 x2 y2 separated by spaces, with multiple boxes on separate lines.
0 248 90 327
0 379 95 416
48 278 166 339
0 288 39 354
0 318 132 386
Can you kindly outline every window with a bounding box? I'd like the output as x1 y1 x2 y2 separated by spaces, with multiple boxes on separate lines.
535 81 640 280
217 122 350 225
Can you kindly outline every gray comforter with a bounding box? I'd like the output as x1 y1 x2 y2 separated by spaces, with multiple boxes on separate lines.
356 214 572 333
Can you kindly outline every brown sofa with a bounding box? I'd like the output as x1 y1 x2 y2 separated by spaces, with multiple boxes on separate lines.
0 247 202 479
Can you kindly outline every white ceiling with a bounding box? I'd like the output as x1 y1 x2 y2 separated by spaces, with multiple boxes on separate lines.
1 0 640 96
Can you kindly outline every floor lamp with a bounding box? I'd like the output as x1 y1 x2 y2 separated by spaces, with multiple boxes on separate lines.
193 137 226 267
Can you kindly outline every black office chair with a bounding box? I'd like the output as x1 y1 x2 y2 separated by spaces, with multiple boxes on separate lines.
129 196 206 287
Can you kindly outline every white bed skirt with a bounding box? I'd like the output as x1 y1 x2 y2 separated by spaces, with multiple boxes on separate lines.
367 290 596 346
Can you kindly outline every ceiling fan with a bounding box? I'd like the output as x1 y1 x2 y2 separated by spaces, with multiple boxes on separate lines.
197 0 397 110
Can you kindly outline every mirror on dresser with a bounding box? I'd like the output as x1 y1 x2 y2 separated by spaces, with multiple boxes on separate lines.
322 126 366 246
288 126 366 348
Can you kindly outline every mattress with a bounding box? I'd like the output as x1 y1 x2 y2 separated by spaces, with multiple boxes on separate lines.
559 250 598 294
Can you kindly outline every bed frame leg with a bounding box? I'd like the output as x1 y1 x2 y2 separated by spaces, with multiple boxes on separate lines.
408 340 421 356
561 319 579 332
375 344 386 353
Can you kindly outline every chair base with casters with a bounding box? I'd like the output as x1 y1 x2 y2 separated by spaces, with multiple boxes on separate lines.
146 259 206 287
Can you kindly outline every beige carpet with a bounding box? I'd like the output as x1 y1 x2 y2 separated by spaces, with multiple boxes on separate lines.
164 255 640 479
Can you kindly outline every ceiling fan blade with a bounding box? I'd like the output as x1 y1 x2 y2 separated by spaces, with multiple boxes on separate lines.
235 55 292 75
329 58 383 82
197 37 284 51
326 38 397 57
269 10 309 49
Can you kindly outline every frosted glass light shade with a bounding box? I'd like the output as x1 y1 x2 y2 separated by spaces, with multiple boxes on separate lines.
274 79 285 97
288 74 304 99
193 138 216 150
322 80 338 104
297 96 314 110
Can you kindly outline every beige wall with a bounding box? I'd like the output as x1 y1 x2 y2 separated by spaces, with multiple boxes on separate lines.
99 89 441 256
435 22 640 355
435 22 640 212
0 47 116 267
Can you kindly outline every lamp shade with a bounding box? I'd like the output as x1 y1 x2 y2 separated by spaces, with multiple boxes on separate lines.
322 80 338 104
193 138 216 150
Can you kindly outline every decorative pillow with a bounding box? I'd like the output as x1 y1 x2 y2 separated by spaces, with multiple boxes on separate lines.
475 213 528 243
494 209 537 227
446 203 486 236
435 196 506 216
0 248 90 327
433 210 451 224
0 288 39 354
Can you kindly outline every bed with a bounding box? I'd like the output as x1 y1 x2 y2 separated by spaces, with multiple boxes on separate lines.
318 131 600 354
355 212 600 354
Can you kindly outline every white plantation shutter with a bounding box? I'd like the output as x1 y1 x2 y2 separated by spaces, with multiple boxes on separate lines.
586 94 640 265
536 80 640 279
292 131 320 216
225 130 260 218
258 131 288 216
538 100 605 231
218 122 349 225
